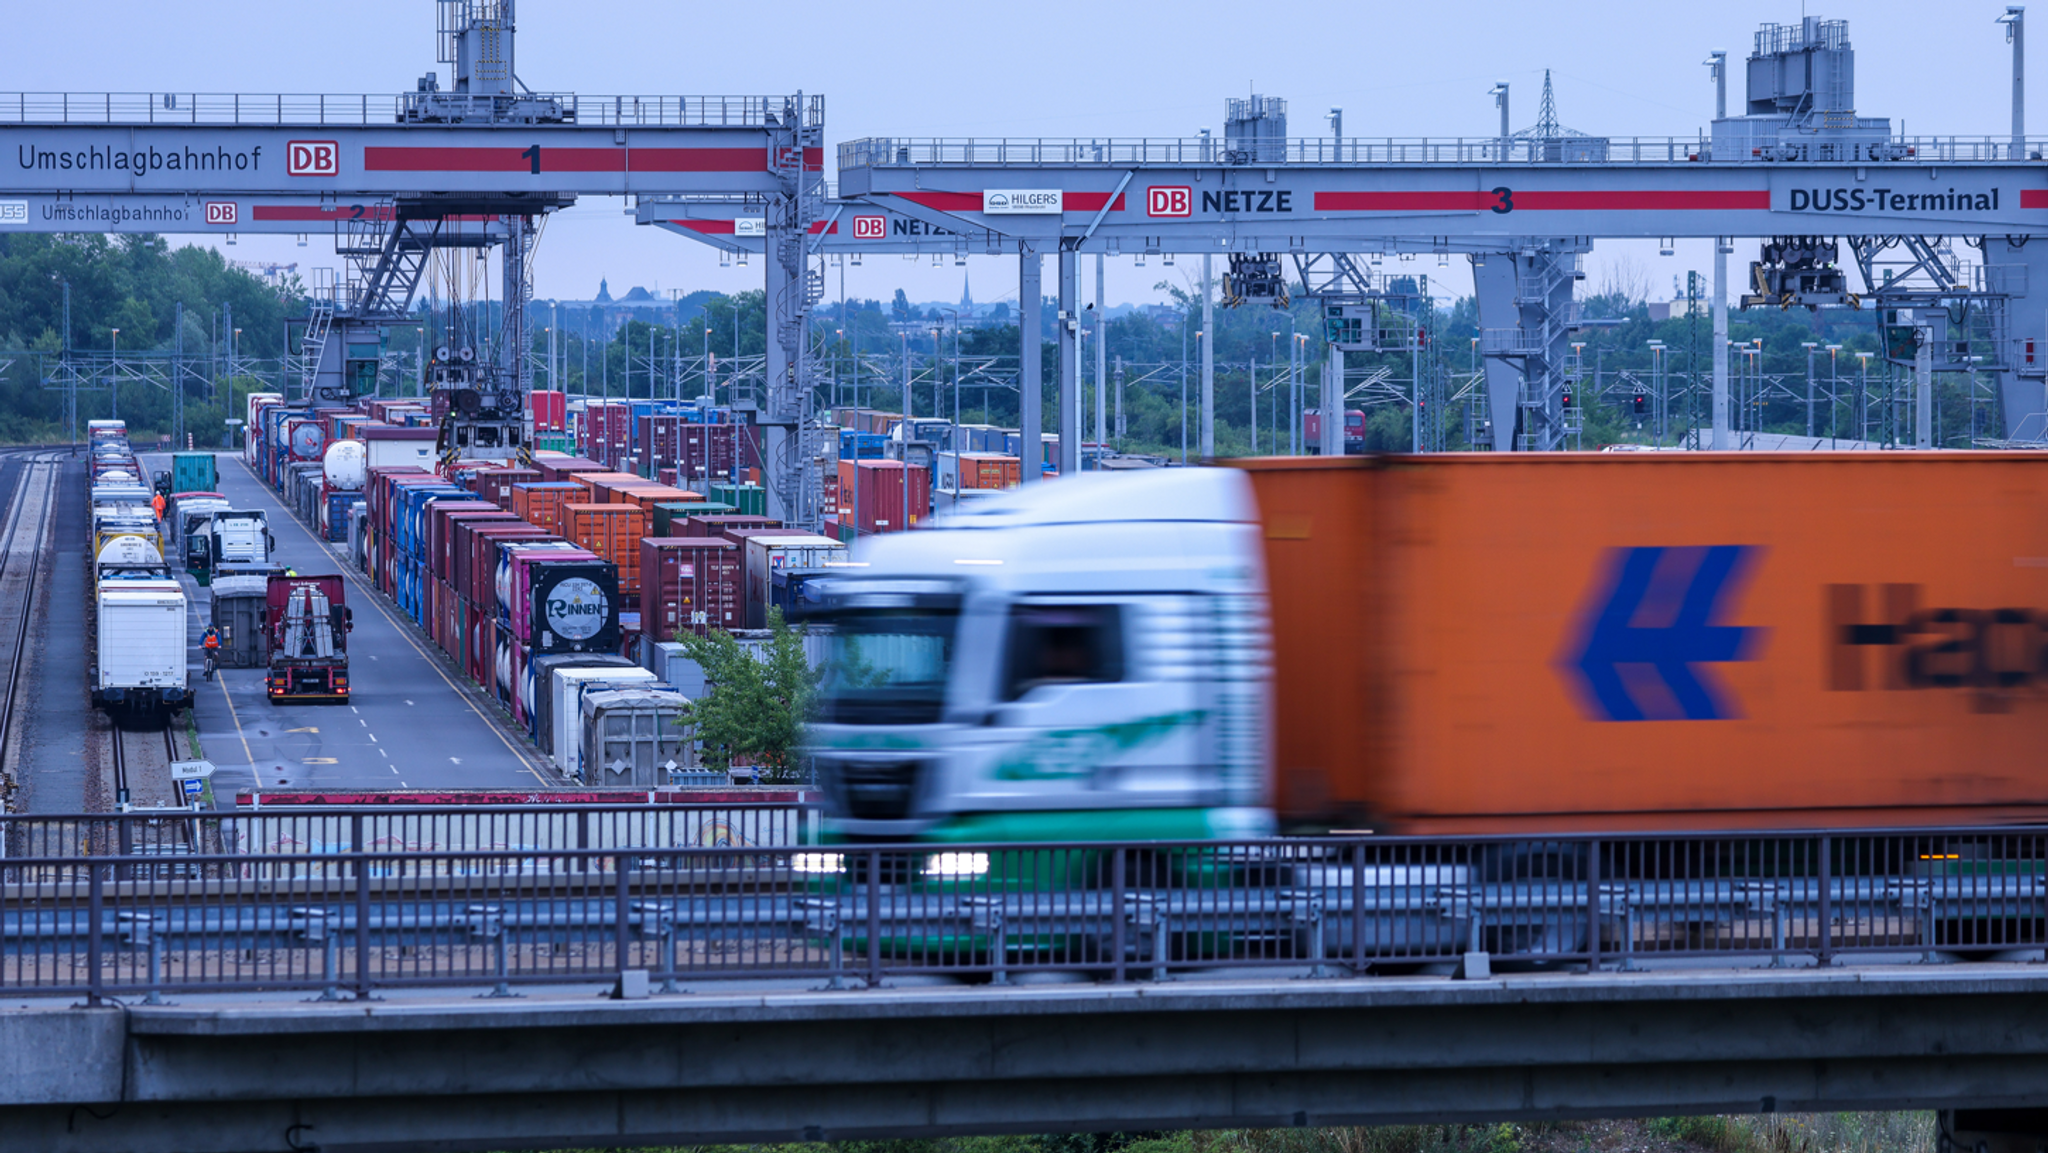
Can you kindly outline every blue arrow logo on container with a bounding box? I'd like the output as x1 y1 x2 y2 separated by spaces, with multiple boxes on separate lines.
1563 545 1767 722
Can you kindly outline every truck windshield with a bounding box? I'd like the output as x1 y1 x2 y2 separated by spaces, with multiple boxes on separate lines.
819 604 960 725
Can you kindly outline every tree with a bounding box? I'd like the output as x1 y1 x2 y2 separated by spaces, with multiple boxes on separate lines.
675 608 820 782
892 288 911 322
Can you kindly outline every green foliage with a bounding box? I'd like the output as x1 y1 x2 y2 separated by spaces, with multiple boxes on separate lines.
0 233 299 443
674 608 820 782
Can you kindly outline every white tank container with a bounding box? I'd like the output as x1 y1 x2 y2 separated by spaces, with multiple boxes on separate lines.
323 440 368 491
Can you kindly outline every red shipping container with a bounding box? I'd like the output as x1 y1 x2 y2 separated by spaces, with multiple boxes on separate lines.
534 455 609 483
529 390 568 433
473 467 540 509
457 521 537 608
641 538 743 640
468 524 548 609
837 459 930 533
427 503 509 581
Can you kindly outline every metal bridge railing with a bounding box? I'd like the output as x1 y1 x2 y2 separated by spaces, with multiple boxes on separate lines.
840 135 2045 169
3 823 2044 1001
0 92 822 128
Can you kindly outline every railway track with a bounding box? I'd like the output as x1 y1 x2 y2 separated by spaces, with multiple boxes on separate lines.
107 720 180 809
0 451 61 808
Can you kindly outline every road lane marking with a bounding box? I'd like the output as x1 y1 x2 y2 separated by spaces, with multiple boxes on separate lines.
215 672 256 771
237 459 549 784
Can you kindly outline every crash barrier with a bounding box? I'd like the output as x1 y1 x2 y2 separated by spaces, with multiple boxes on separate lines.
1 823 2042 1000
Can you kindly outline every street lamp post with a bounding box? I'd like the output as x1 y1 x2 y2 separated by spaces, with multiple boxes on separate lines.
1856 352 1874 441
109 328 120 422
1800 341 1819 437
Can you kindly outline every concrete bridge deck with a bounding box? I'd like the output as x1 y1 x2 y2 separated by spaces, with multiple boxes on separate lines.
4 962 2047 1153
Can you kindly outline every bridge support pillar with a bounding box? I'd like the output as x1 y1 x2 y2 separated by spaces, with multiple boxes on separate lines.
1472 244 1575 451
1018 245 1042 483
1057 244 1079 475
1322 347 1343 456
1983 236 2048 440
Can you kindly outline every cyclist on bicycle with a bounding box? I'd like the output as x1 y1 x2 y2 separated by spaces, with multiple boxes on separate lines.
201 624 221 679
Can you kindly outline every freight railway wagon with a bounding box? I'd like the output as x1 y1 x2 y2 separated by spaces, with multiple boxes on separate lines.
84 429 190 716
808 454 2048 847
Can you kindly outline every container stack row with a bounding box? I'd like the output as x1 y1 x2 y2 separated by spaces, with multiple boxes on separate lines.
244 391 850 783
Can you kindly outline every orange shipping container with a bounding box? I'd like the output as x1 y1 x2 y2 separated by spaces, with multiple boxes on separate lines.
563 502 648 594
610 484 702 513
1242 454 2048 835
574 472 645 502
509 482 583 536
966 453 1021 490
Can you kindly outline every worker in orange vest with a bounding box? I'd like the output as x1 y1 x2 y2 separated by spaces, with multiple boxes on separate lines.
151 491 166 521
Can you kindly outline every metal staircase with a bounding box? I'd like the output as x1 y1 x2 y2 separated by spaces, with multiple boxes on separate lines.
298 302 333 399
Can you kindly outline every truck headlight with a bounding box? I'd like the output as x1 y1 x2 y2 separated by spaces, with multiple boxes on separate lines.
792 852 845 874
923 851 989 878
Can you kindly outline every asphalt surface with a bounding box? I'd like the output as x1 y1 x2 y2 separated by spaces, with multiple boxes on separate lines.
151 452 555 798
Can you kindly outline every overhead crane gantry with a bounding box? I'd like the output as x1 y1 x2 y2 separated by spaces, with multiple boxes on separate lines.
0 0 823 505
830 13 2048 466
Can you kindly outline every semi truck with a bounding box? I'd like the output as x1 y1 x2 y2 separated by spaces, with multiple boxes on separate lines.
266 574 352 702
186 509 274 585
808 455 2048 845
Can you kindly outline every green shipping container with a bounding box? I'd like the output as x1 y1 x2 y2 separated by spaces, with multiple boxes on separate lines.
533 432 576 454
171 453 219 494
651 501 737 536
709 483 766 517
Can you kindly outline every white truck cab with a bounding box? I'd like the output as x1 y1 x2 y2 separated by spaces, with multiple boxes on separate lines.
809 468 1274 845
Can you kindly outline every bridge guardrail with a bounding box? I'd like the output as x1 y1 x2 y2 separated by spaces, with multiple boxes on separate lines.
1 828 2043 1001
838 135 2039 169
0 801 818 882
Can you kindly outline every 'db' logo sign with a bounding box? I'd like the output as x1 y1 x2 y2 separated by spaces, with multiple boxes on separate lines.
205 202 237 226
287 141 339 177
1148 187 1192 217
852 215 888 240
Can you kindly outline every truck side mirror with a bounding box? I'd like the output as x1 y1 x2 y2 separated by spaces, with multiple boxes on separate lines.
267 533 277 551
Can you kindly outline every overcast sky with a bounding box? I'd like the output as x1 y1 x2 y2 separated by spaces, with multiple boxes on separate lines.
3 0 2033 310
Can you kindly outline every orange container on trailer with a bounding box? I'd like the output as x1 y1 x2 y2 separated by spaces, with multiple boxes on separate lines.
1240 453 2048 835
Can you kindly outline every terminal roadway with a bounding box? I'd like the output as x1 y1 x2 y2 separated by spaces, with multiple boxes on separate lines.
2 964 2048 1152
151 453 554 796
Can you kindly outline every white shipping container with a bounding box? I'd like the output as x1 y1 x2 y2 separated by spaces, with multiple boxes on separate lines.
97 581 188 695
741 533 847 629
549 665 657 778
363 434 438 472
